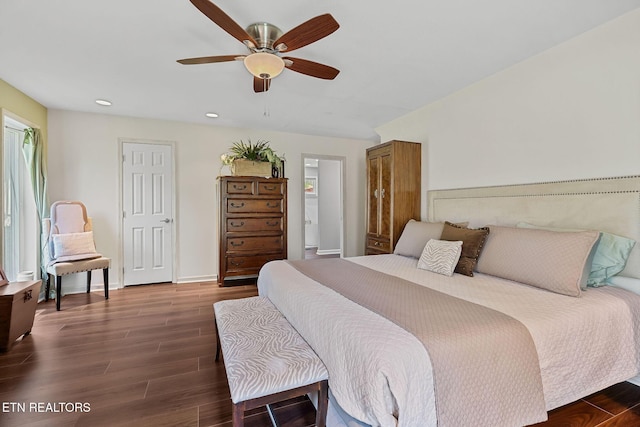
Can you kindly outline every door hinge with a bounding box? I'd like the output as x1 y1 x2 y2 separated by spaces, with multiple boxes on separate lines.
122 211 126 219
122 154 125 162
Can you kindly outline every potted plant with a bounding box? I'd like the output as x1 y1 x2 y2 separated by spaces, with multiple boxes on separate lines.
221 139 284 177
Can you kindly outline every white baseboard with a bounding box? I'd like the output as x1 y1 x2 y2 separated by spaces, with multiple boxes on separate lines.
315 249 341 255
177 275 217 284
628 374 640 387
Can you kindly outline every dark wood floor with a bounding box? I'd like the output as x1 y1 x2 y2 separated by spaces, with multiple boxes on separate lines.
0 282 639 427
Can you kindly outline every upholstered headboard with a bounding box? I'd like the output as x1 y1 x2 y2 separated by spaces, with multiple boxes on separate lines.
427 176 640 279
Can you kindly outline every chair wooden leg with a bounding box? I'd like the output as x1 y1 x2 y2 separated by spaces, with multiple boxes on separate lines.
103 268 109 299
87 270 92 293
45 274 51 301
56 276 62 311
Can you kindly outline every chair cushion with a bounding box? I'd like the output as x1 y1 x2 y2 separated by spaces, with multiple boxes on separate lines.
46 256 110 276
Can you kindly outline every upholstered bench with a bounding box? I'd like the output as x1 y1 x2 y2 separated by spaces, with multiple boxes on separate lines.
213 296 328 427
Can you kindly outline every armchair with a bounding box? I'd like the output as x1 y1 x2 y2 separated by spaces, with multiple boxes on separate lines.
43 201 110 311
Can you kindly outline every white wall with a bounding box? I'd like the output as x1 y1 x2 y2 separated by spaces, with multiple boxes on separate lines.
317 159 342 254
47 110 370 289
376 9 640 218
304 165 319 248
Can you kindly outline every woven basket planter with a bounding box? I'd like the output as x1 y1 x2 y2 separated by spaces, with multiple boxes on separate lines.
231 159 272 177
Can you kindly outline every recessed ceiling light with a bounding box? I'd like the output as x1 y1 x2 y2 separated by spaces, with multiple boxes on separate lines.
95 99 112 106
205 112 219 118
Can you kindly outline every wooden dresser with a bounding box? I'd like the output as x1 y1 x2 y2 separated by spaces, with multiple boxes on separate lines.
218 176 288 285
365 140 421 255
0 280 41 352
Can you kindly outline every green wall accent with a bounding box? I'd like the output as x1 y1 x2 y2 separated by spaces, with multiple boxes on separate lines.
0 78 48 147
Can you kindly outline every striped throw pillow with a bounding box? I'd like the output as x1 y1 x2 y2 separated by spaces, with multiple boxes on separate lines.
418 239 463 276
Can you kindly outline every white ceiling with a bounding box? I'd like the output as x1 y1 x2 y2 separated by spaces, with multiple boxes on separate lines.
2 0 639 141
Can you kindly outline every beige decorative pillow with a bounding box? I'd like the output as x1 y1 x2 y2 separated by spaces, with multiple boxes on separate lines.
394 219 468 259
417 239 463 276
476 225 600 297
440 222 489 277
52 231 97 259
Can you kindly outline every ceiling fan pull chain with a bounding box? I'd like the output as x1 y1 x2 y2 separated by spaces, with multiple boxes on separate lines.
263 79 271 117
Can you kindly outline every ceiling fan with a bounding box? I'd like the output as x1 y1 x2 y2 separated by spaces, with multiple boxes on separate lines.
178 0 340 93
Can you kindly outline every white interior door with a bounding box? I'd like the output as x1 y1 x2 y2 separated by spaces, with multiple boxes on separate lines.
122 142 174 285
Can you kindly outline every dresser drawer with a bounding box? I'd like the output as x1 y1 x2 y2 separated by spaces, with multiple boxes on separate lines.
224 254 284 274
225 180 255 195
226 235 284 252
226 217 283 232
227 199 282 213
257 181 284 195
366 236 391 253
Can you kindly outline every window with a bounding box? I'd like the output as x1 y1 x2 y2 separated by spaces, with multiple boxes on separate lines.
2 115 38 281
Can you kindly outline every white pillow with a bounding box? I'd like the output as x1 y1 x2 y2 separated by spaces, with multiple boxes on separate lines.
417 239 463 276
52 231 97 259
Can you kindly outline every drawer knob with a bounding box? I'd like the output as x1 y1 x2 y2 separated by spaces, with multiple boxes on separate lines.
233 184 247 190
230 221 245 228
264 185 276 190
266 202 278 208
229 259 244 267
230 240 245 247
230 202 245 208
23 290 32 302
266 221 279 227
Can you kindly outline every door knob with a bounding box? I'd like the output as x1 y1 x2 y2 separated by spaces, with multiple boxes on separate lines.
161 218 172 223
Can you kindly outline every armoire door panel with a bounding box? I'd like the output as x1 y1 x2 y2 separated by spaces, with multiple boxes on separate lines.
367 156 380 235
380 153 392 239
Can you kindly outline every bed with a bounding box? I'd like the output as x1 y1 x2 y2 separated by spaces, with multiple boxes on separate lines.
257 175 640 427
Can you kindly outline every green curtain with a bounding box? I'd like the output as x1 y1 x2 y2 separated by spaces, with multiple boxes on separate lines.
22 128 49 281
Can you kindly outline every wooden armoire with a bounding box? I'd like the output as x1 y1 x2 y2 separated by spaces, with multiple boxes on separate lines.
218 176 287 285
365 140 421 255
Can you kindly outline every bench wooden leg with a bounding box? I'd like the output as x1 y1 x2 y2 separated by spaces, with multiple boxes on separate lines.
215 318 221 362
232 401 245 427
316 380 329 427
86 270 92 293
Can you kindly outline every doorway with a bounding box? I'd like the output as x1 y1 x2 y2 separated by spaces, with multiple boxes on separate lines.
302 155 344 259
121 141 175 285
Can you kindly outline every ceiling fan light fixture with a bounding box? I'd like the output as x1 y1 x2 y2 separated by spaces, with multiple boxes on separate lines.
244 52 284 79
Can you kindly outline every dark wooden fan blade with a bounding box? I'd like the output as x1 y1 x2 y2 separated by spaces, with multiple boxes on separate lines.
177 55 244 65
253 76 271 93
283 57 339 80
274 14 339 52
189 0 257 48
